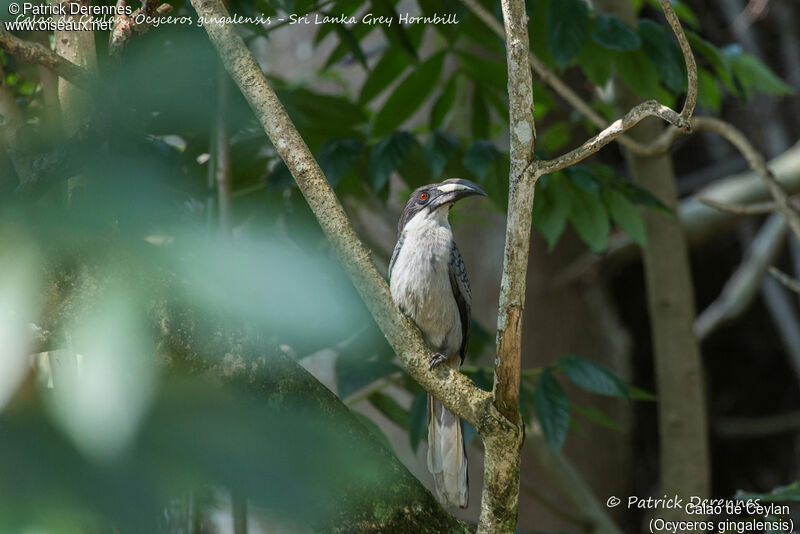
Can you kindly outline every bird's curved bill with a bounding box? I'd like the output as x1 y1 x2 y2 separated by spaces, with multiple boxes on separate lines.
435 179 488 202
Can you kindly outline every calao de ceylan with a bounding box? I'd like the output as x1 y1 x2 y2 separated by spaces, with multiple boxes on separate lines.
287 12 459 26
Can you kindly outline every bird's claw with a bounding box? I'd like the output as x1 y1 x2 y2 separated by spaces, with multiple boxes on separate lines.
429 352 448 370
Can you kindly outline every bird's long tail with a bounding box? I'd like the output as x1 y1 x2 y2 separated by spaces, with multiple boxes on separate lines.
427 395 468 508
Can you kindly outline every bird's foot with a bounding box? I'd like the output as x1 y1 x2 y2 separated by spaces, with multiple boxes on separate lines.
429 352 448 370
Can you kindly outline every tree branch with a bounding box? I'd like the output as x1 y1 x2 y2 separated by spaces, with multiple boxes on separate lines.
0 29 94 90
691 117 800 241
188 0 497 433
769 266 800 294
694 213 787 340
494 0 536 422
698 197 778 215
108 0 173 58
533 101 686 177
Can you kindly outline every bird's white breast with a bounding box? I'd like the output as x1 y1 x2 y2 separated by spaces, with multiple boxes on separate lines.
390 209 462 355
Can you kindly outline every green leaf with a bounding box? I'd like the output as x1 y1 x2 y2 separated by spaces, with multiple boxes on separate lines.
534 369 570 450
685 31 735 92
558 355 629 398
638 19 686 94
646 0 699 28
736 482 800 503
567 165 601 194
368 391 410 429
728 51 795 100
577 41 612 86
424 131 460 179
324 24 375 69
430 75 458 129
534 173 571 250
591 14 641 51
372 0 418 60
614 49 662 99
351 411 393 451
567 183 609 252
547 0 590 70
538 121 571 153
697 68 721 112
332 23 369 69
409 391 428 453
457 51 508 91
471 87 490 139
462 140 500 181
628 385 657 401
572 403 622 431
372 52 445 137
369 131 415 192
317 139 364 188
359 49 408 104
602 188 646 246
335 358 401 399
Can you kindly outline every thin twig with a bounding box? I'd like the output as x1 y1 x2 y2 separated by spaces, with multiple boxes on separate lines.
692 117 800 241
533 101 685 177
694 214 787 340
698 197 777 215
769 266 800 293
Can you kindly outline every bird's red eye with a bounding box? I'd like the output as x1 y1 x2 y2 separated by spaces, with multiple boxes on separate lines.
419 192 428 201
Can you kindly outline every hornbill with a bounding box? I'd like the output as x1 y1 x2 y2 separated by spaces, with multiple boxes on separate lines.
388 178 487 508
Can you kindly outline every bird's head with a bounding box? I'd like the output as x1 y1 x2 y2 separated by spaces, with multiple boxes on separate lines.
397 178 487 233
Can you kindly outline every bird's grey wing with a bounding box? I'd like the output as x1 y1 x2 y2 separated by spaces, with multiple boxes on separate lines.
449 244 472 364
388 234 404 281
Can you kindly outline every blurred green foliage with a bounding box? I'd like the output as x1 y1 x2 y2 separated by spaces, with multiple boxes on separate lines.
0 0 796 529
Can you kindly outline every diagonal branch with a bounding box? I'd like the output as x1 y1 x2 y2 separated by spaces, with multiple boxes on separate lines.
0 29 94 90
769 267 800 294
694 213 787 340
187 0 496 433
533 101 686 177
691 117 800 241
